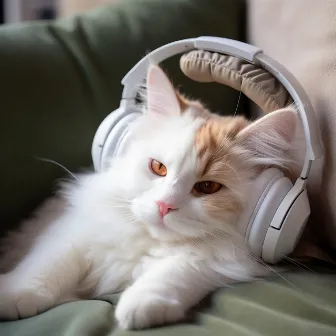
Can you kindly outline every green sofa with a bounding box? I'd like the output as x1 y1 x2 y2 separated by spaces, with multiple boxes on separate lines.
0 0 336 335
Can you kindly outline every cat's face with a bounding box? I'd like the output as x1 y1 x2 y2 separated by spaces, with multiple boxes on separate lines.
111 65 297 242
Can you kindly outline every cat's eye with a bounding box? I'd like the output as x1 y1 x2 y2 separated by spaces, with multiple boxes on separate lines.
193 181 222 195
149 159 167 177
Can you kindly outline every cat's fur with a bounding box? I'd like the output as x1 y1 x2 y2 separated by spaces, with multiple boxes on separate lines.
0 65 297 330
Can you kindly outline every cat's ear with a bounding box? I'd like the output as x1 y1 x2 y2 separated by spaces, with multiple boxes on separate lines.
146 64 181 116
236 108 297 167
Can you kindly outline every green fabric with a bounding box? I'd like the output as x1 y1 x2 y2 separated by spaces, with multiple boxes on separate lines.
1 272 336 336
0 0 246 235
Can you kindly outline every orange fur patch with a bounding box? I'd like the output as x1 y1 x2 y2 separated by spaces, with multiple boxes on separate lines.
193 115 251 223
176 91 214 119
195 116 249 176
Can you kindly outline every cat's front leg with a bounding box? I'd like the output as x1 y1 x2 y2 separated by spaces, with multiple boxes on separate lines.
115 256 222 330
0 241 86 320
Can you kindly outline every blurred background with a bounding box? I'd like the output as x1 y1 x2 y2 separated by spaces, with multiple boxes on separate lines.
2 0 119 23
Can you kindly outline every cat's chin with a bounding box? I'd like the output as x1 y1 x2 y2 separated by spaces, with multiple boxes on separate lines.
146 216 209 243
144 219 182 242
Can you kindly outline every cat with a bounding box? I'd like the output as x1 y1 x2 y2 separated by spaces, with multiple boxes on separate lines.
0 64 297 330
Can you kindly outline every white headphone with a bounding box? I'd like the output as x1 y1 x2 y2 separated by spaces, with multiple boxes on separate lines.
91 37 323 264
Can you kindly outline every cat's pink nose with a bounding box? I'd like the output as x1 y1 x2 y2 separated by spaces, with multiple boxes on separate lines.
155 201 176 217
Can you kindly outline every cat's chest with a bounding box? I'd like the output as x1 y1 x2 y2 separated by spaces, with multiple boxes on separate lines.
85 225 161 272
83 228 174 295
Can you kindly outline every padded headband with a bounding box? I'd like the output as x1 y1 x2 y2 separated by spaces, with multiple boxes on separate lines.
120 36 323 179
180 50 293 114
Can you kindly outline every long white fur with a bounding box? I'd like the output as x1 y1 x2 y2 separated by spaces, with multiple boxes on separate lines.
0 65 297 330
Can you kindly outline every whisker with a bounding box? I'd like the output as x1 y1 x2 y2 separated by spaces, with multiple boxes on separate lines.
226 244 297 288
189 225 297 288
35 157 79 181
280 255 316 273
187 237 204 250
111 205 132 209
190 222 236 253
198 235 222 253
233 90 242 117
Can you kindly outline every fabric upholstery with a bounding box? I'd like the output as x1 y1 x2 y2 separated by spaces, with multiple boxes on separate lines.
1 271 336 336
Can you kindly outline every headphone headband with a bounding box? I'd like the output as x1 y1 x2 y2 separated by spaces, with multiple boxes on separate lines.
120 36 323 179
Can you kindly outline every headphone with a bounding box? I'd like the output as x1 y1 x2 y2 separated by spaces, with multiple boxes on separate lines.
91 37 323 264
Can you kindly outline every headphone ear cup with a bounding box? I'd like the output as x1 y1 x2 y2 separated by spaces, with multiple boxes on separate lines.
92 108 123 172
238 168 293 258
262 183 310 264
101 108 141 171
92 107 141 172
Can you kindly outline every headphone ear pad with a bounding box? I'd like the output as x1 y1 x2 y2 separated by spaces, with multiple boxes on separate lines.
237 168 293 258
92 108 124 172
101 108 140 171
92 107 141 172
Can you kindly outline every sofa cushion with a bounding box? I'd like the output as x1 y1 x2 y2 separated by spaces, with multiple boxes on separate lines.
1 271 336 336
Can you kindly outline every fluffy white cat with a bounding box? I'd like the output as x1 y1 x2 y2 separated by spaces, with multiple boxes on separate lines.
0 65 297 330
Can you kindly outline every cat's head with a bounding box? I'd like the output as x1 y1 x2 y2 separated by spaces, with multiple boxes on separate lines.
111 65 297 242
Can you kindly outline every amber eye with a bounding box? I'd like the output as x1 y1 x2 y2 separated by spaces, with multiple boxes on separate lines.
149 159 167 177
193 181 222 195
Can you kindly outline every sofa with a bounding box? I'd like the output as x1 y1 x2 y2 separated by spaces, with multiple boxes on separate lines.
0 0 336 335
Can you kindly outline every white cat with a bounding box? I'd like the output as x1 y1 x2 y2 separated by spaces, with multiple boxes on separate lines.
0 65 297 330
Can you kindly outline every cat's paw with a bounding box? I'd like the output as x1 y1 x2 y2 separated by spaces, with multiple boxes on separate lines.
0 289 54 320
115 288 185 330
